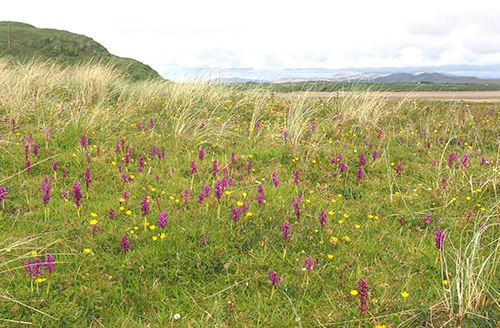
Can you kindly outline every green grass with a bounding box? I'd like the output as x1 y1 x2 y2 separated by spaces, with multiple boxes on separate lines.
0 60 500 327
0 21 162 81
234 81 500 93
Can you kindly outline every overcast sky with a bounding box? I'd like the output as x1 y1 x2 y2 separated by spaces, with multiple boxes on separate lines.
3 0 500 81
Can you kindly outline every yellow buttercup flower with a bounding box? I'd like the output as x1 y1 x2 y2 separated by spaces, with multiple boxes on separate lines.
90 219 98 225
84 249 91 254
350 290 358 296
401 291 409 298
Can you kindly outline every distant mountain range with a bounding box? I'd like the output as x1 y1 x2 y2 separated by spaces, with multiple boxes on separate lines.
211 77 271 84
211 71 490 84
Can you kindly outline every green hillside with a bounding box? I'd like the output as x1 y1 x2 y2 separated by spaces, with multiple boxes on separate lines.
0 21 163 81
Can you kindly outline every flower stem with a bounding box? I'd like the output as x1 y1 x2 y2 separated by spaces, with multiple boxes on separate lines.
46 274 51 299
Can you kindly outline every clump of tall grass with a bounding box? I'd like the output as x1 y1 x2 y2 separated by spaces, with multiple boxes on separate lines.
0 58 241 139
439 218 500 324
259 83 403 152
0 58 125 116
325 83 401 130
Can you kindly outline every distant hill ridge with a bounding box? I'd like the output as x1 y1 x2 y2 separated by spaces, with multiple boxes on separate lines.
0 21 163 81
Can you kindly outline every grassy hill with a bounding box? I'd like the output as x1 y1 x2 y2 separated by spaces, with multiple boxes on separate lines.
0 21 163 81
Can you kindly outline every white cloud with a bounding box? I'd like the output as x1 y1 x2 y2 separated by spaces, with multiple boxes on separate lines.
2 0 500 78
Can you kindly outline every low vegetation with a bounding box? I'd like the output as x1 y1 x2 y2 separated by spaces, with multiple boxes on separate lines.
234 81 500 93
0 60 499 327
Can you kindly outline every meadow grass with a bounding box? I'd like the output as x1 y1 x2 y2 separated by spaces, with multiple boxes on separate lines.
0 60 499 327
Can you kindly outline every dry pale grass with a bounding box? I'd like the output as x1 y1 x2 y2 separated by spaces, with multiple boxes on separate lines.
0 59 402 149
0 58 238 135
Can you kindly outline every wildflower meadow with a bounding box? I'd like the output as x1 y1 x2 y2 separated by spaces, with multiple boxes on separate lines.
0 59 500 327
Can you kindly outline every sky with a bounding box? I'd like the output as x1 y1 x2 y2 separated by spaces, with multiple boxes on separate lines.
3 0 500 81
